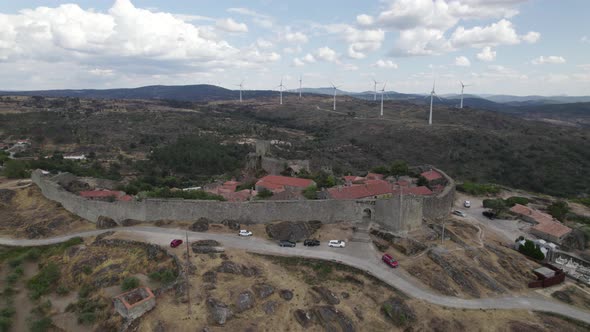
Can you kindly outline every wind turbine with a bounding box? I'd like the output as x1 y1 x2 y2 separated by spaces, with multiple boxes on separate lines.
373 79 380 101
235 80 244 102
299 75 302 99
277 79 285 105
459 81 470 109
428 80 443 125
380 83 387 117
331 82 341 111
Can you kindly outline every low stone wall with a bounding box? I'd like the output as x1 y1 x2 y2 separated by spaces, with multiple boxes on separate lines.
32 169 454 232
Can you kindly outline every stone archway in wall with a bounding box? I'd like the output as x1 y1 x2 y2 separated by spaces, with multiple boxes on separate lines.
362 208 373 221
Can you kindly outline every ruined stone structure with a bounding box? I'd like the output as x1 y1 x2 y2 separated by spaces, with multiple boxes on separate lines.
247 140 311 176
113 287 156 320
32 168 455 233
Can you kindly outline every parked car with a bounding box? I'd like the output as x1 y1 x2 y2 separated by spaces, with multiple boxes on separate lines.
328 240 346 248
453 210 467 217
482 210 496 220
278 240 296 247
170 239 183 248
464 200 471 208
304 239 320 246
238 230 253 237
382 253 399 268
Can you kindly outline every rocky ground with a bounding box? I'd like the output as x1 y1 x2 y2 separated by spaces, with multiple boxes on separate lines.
0 183 94 238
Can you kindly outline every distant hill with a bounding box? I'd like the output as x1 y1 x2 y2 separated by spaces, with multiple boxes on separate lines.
480 94 590 105
0 84 278 102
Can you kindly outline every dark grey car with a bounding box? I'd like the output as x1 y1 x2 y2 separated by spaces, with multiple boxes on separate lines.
278 240 296 247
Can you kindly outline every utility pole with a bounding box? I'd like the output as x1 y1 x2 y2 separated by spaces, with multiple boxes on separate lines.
441 222 445 244
185 232 192 316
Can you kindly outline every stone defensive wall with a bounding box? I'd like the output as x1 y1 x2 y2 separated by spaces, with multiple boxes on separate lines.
422 167 456 220
32 169 454 232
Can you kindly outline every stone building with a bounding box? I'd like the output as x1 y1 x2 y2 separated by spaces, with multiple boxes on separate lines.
113 287 156 320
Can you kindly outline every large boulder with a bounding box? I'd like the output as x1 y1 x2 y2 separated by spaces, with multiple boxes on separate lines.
312 286 340 305
235 290 256 313
221 219 241 230
96 216 118 229
313 306 355 332
0 189 15 203
252 283 275 299
192 240 223 254
279 289 293 301
207 298 233 325
262 301 278 315
202 271 217 284
381 297 416 326
216 261 242 274
294 309 314 328
265 220 322 242
120 219 142 227
190 218 210 232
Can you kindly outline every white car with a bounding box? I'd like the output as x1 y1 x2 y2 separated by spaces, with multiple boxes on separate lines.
464 200 471 208
238 230 253 237
328 240 346 248
453 210 467 217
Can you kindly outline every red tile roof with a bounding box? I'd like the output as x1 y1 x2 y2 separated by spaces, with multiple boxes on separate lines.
343 176 357 183
79 190 124 198
256 175 315 189
402 186 433 196
328 180 393 200
366 173 385 180
533 221 572 239
421 170 443 181
510 204 572 239
118 195 133 202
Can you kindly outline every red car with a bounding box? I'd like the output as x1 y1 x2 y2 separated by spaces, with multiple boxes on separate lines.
170 239 183 248
382 254 399 268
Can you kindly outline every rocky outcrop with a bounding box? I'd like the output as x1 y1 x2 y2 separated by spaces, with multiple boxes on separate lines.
427 250 480 298
294 309 314 328
190 218 210 232
279 289 294 301
262 301 278 315
216 261 243 274
96 216 118 229
121 219 142 226
314 305 355 332
381 297 416 326
312 286 340 305
221 219 241 230
252 283 275 299
192 240 223 254
202 271 217 284
0 189 15 203
207 298 233 325
265 220 322 242
235 290 255 313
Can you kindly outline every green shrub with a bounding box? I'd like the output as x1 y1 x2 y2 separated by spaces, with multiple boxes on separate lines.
81 266 92 275
121 277 139 291
505 196 530 207
483 198 507 214
457 181 500 195
518 239 545 260
7 258 22 268
256 188 273 199
24 248 42 261
27 262 60 300
77 312 97 325
149 269 176 284
303 185 318 200
0 317 12 332
28 317 53 332
548 201 570 221
56 285 70 296
573 198 590 208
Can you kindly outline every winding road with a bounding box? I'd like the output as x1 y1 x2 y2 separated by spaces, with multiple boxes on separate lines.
1 226 589 324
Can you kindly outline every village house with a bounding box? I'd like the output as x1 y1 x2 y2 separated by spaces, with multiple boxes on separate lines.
79 189 132 202
205 180 256 202
325 174 433 200
255 175 315 194
510 204 572 244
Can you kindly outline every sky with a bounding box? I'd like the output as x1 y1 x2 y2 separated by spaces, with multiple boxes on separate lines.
0 0 589 95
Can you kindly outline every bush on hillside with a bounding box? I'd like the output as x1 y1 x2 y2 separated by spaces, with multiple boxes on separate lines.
27 262 60 300
121 277 140 291
505 196 530 207
457 181 500 195
518 239 545 260
257 188 273 199
483 199 508 215
548 201 570 221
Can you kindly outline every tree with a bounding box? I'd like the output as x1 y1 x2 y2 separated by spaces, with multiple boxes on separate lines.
505 196 529 207
303 185 318 200
390 160 409 177
3 160 30 179
257 188 273 199
121 277 140 291
518 239 545 260
416 176 428 187
547 201 569 221
483 198 507 215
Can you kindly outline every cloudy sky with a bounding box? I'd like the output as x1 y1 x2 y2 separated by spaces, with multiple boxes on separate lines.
0 0 588 95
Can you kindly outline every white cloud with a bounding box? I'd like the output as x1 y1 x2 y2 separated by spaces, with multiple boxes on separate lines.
455 56 471 67
342 63 359 71
292 58 305 67
303 53 316 63
450 19 520 48
316 47 338 62
393 28 450 56
374 59 398 69
256 38 273 49
88 68 115 77
581 36 589 44
356 14 374 26
284 32 308 44
522 31 540 43
323 24 384 59
216 18 248 33
227 7 273 28
531 56 566 65
476 46 496 61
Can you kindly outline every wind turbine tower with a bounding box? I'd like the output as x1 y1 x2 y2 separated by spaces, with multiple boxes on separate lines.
373 79 380 101
380 83 386 117
236 81 244 102
459 81 470 109
299 75 302 99
428 81 442 125
331 82 340 111
277 79 285 105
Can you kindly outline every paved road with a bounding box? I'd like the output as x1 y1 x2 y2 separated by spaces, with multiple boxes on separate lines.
2 226 589 324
